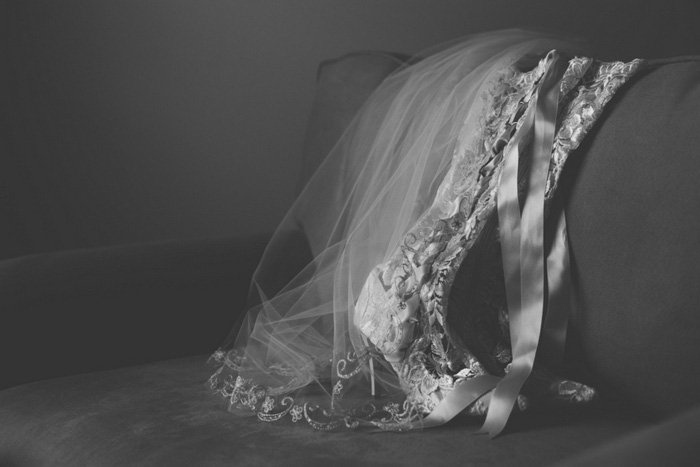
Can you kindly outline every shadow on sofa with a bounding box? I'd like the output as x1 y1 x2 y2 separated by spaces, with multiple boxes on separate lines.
2 50 700 466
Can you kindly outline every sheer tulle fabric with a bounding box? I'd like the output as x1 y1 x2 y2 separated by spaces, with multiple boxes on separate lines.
209 31 587 427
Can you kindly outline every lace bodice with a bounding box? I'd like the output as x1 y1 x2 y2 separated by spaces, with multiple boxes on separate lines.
355 53 643 417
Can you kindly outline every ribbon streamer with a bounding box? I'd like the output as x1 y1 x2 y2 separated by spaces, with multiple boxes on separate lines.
387 52 574 436
477 51 568 438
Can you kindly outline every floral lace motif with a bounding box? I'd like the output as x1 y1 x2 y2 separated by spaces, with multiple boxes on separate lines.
208 349 424 430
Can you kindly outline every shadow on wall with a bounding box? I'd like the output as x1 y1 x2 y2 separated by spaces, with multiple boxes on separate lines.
2 0 699 260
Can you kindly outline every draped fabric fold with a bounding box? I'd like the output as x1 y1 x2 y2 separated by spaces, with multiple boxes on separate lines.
208 30 644 435
540 209 572 366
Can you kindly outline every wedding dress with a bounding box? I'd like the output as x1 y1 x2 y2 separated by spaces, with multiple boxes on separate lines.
208 30 643 437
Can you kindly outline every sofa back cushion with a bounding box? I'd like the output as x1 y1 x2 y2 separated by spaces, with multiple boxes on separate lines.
296 52 408 193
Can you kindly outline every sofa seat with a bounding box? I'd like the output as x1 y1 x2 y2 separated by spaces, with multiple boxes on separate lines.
0 355 652 467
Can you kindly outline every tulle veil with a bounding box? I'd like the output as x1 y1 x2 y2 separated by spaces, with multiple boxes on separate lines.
209 30 588 428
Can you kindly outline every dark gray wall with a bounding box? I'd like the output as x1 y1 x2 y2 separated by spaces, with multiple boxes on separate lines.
2 0 699 259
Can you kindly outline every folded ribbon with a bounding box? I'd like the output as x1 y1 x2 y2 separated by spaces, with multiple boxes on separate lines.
398 52 573 436
386 51 571 438
477 50 569 438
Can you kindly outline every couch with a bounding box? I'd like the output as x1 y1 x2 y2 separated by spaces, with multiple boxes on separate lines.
1 49 700 467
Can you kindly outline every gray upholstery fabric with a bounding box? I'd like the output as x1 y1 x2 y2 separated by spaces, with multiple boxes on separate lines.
0 234 271 390
564 58 700 417
553 404 700 467
0 356 648 467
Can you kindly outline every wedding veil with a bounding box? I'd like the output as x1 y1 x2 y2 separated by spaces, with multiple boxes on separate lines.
209 30 588 428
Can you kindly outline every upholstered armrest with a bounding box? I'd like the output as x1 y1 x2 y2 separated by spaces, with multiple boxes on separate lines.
564 57 700 418
0 234 272 390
